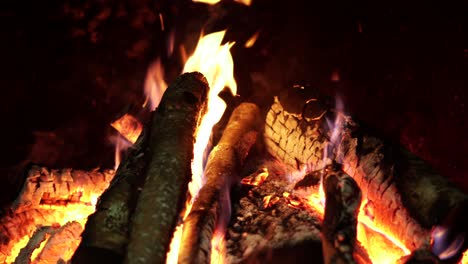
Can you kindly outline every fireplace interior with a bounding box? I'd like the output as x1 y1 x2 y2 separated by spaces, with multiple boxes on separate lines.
1 0 467 263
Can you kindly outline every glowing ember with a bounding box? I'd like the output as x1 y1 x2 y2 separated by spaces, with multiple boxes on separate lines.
166 30 236 263
30 234 50 262
462 249 468 264
244 31 260 48
111 114 142 144
241 167 269 186
431 225 465 260
143 58 168 110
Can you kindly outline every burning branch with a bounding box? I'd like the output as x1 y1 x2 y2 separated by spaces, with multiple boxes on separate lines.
124 72 209 264
178 102 261 264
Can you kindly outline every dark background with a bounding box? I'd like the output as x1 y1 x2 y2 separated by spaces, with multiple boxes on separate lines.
1 0 467 206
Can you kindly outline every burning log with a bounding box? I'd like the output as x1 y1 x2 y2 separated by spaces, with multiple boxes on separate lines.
124 72 209 264
178 102 261 264
264 87 468 252
32 221 83 263
12 166 114 213
321 164 363 264
72 128 149 263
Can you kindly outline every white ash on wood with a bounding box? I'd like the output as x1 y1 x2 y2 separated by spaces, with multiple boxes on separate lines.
264 87 468 251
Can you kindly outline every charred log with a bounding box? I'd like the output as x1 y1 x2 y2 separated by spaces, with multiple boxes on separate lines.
124 72 209 264
264 88 468 251
321 164 362 264
72 127 149 263
178 102 261 264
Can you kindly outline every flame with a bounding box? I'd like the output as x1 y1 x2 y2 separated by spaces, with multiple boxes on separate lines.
431 225 465 260
244 31 260 48
462 249 468 264
241 167 269 186
4 173 114 263
111 113 142 170
143 58 168 110
193 0 252 6
304 173 410 264
166 30 236 263
30 234 50 261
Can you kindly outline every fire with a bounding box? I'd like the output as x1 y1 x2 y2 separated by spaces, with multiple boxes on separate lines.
111 114 142 144
304 173 410 264
166 30 236 263
431 225 465 260
244 31 260 48
193 0 252 6
462 249 468 264
210 230 226 264
241 167 269 186
143 58 168 110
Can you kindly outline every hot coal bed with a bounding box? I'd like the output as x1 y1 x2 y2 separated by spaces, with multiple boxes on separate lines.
1 0 467 264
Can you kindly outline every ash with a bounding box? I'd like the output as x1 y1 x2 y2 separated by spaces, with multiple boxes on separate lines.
225 160 323 263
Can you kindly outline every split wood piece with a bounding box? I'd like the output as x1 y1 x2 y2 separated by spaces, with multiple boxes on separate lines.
72 127 149 263
264 88 468 251
178 102 261 264
33 221 83 264
125 72 209 264
14 226 55 264
322 164 362 264
12 166 115 213
0 208 66 262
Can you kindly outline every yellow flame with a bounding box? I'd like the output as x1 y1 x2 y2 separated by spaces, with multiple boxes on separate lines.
143 58 168 110
30 234 50 262
192 0 252 6
166 30 236 263
210 230 226 264
244 31 260 48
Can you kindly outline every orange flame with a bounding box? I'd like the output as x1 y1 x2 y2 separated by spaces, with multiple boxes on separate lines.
210 230 226 264
166 30 236 263
143 58 168 110
244 31 260 48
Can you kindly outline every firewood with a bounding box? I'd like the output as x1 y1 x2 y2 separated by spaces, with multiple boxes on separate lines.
396 249 441 264
0 209 65 262
124 72 209 264
12 166 115 213
14 226 55 264
264 87 468 251
321 164 362 264
32 221 83 264
72 127 149 263
178 102 261 264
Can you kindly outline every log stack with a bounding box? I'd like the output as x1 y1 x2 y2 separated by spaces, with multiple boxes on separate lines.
264 87 468 253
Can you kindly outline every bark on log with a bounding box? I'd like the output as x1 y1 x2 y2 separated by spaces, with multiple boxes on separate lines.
12 166 115 213
178 102 261 264
72 127 149 263
33 221 83 263
321 164 362 264
264 88 468 251
125 72 209 264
